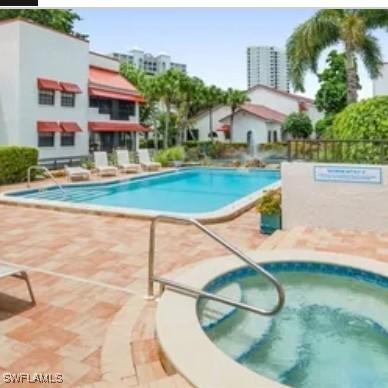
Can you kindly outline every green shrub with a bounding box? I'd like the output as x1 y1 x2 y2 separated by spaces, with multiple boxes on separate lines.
329 96 388 163
0 146 39 184
183 141 247 159
256 188 281 215
315 115 334 138
154 146 186 167
282 112 313 139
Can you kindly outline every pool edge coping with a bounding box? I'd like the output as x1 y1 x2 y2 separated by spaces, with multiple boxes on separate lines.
0 167 281 224
155 249 388 388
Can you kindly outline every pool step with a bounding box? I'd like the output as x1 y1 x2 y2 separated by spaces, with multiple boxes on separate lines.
199 282 242 330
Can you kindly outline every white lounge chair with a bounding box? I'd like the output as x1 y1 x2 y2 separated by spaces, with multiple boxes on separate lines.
116 150 141 173
138 149 161 171
0 264 36 305
65 166 91 182
94 152 119 177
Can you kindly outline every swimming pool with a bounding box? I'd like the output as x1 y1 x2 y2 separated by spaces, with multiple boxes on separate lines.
4 168 280 218
198 262 388 388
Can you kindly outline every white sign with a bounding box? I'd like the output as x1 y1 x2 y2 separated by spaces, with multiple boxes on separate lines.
314 166 382 184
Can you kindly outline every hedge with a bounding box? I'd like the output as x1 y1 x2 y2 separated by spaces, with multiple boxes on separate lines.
0 146 39 184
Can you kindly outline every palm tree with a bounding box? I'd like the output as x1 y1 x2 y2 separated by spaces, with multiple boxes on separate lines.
225 88 249 142
287 9 388 103
201 85 225 142
155 69 182 149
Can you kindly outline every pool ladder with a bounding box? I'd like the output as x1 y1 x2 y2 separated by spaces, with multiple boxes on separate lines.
27 166 66 196
147 215 285 316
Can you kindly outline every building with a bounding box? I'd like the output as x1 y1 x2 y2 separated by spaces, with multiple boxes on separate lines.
247 46 289 91
193 84 322 146
0 19 148 163
373 62 388 96
111 48 187 75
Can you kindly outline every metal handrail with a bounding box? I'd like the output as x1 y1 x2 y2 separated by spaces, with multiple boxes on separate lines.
148 215 285 316
27 166 66 196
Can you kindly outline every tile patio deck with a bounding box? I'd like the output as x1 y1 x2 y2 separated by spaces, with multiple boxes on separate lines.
1 176 387 387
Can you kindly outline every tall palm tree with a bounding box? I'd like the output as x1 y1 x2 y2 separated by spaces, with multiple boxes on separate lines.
225 88 249 142
155 69 182 149
201 85 225 142
287 9 388 103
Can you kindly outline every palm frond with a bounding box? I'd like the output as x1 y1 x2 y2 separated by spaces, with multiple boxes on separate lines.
357 9 388 29
287 11 340 91
357 33 383 79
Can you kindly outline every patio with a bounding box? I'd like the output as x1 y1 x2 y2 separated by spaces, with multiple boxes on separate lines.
0 196 387 386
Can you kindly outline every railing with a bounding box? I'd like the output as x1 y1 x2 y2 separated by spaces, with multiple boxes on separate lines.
27 166 66 196
287 139 388 165
148 215 285 316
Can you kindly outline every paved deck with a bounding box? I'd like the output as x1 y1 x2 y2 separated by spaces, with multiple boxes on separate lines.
1 176 387 386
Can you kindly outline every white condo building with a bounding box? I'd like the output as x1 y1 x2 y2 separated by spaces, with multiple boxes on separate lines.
0 18 149 164
111 48 187 75
247 46 289 91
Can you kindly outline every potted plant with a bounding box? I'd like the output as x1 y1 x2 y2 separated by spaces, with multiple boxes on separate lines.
256 188 281 235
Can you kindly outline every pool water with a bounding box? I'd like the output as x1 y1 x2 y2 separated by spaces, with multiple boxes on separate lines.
198 263 388 388
11 168 279 213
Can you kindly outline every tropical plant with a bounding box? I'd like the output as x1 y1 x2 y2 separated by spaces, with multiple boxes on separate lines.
315 114 335 138
201 85 225 142
154 146 186 167
315 50 358 115
287 9 388 103
328 96 388 163
225 88 249 143
256 189 281 216
0 9 84 37
282 112 313 139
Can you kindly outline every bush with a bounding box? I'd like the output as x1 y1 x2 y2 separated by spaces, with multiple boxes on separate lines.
154 146 186 167
139 139 163 149
0 146 38 184
329 96 388 163
315 115 334 138
282 112 313 139
183 141 247 159
256 188 281 215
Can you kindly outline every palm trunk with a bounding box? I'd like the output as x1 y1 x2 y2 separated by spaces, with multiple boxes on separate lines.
209 108 214 143
164 101 170 149
229 108 235 143
345 47 358 104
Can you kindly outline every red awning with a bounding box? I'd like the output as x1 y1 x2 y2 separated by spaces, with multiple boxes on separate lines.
217 124 231 132
37 121 62 133
60 122 82 132
37 78 62 91
60 82 82 94
89 87 145 103
88 122 149 133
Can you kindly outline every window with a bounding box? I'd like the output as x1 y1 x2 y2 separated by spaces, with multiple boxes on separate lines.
61 92 75 107
39 90 55 105
267 130 272 143
273 131 278 142
38 132 55 147
61 132 75 146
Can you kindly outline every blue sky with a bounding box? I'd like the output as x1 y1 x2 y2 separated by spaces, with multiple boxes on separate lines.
75 9 388 98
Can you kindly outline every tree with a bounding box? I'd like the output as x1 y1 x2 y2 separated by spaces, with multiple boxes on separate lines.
282 112 313 139
225 89 249 142
287 9 388 104
201 85 225 142
315 50 358 115
0 9 83 36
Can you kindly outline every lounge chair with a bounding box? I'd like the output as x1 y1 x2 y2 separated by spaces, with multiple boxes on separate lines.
0 264 36 305
65 166 91 182
138 149 161 171
116 150 141 173
93 152 119 176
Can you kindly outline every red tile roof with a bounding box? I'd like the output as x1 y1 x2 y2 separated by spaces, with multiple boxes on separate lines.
248 84 314 104
88 66 145 103
221 103 286 123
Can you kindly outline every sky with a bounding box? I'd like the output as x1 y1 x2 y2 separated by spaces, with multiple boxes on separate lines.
75 9 388 99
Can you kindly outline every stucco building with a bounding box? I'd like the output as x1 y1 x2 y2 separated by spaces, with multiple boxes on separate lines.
0 18 148 164
193 84 322 145
373 62 388 96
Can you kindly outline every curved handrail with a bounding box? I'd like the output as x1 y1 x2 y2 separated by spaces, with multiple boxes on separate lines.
27 166 66 196
148 215 285 316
